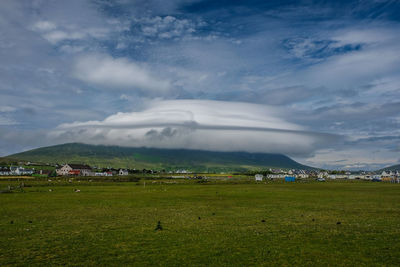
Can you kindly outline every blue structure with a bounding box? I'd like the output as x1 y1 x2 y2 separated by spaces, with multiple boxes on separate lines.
285 176 295 182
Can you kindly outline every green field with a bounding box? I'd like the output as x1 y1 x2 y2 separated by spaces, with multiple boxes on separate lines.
1 179 399 266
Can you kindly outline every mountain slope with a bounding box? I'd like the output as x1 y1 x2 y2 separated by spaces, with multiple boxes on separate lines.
7 143 313 172
379 164 400 172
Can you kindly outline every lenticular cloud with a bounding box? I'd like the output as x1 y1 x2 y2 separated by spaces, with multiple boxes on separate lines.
49 99 337 156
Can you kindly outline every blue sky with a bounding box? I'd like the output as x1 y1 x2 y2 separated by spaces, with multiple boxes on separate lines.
1 0 400 170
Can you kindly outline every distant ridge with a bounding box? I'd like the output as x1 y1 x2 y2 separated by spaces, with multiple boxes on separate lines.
7 143 314 172
378 164 400 172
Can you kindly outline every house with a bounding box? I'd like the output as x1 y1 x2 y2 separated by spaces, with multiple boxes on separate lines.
318 172 328 178
297 173 309 179
267 174 286 179
0 167 11 176
255 174 263 181
56 164 92 176
119 169 129 176
10 166 34 176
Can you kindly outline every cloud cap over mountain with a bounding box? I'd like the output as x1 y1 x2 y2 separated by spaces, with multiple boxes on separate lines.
50 100 338 156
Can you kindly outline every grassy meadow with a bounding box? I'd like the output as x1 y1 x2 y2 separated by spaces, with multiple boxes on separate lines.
0 178 399 266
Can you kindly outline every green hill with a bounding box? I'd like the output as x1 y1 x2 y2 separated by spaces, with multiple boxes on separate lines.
7 143 313 172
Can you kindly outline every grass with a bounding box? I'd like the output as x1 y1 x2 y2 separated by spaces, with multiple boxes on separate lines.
0 179 399 266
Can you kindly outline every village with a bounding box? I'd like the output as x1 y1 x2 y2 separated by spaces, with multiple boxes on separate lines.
0 162 399 183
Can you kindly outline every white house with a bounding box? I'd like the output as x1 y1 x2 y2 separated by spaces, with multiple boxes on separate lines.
0 167 10 176
10 167 34 176
267 174 286 179
318 172 328 178
255 174 263 181
119 169 129 176
56 164 92 176
297 173 309 179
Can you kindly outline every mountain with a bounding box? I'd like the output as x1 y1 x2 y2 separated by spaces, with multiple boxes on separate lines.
6 143 313 172
379 164 400 172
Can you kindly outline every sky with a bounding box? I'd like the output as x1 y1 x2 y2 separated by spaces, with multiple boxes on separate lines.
1 0 400 170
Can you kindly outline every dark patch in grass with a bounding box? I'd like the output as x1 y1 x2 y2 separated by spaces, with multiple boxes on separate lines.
155 221 163 231
198 217 201 220
261 219 266 223
337 221 341 225
10 221 13 224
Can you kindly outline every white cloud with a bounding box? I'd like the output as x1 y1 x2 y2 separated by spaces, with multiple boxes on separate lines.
32 21 57 32
0 106 16 112
73 54 170 92
49 99 336 156
40 28 109 44
0 116 17 125
139 15 199 40
303 147 399 170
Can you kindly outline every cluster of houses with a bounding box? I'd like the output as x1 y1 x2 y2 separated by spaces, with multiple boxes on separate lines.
0 164 131 177
255 169 400 182
55 164 129 177
1 163 399 182
0 166 34 176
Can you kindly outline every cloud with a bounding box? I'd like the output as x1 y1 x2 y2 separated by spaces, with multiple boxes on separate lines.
49 99 337 156
139 15 199 39
32 21 57 32
73 54 171 92
0 106 16 112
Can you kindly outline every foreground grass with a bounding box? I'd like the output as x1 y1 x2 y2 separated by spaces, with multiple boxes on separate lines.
0 180 399 266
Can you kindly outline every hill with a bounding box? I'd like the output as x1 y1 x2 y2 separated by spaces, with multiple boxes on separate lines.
379 164 400 172
6 143 313 172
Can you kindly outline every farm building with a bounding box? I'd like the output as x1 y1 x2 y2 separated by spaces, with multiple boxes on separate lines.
56 164 92 176
255 174 263 181
119 169 129 176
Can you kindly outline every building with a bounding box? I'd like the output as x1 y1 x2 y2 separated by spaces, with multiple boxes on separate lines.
0 167 11 176
255 174 263 181
318 172 328 178
10 167 34 176
267 174 286 179
285 176 295 182
297 173 309 179
56 164 92 176
118 169 129 176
